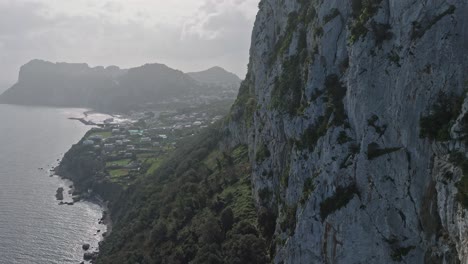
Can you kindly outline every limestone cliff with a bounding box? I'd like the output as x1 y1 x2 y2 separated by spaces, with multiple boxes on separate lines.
227 0 468 263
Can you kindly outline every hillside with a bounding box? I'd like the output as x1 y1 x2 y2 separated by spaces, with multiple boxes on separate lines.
0 81 11 94
59 0 468 263
0 60 239 112
187 66 241 87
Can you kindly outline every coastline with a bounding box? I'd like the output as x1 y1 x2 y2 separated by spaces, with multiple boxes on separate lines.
54 110 117 262
88 195 113 236
68 117 97 126
0 104 113 264
54 171 113 263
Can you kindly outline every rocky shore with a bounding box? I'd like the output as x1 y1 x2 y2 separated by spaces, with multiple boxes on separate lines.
52 129 116 263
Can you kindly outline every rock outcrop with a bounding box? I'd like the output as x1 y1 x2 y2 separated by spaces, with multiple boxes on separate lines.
55 187 64 201
226 0 468 263
82 243 90 251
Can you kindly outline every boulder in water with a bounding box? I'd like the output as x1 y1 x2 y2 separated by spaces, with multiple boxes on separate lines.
55 187 64 200
82 243 90 251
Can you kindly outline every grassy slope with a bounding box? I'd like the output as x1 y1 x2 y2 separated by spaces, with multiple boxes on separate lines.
97 125 269 264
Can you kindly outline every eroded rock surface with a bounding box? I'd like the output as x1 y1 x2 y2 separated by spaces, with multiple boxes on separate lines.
227 0 468 262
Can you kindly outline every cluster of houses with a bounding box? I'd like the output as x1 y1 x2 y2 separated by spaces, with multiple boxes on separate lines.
83 126 169 159
78 105 230 185
154 111 225 131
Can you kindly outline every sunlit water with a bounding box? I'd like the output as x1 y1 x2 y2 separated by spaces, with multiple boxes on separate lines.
0 104 107 264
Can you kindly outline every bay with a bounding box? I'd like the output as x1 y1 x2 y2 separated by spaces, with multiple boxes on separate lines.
0 104 106 264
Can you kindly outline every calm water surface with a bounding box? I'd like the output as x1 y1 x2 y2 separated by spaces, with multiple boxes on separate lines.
0 104 106 264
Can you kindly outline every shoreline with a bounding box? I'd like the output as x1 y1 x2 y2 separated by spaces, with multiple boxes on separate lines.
54 163 112 263
55 110 115 262
87 194 113 235
54 173 113 263
59 184 113 234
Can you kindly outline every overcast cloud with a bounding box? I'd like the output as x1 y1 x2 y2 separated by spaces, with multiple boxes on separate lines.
0 0 259 85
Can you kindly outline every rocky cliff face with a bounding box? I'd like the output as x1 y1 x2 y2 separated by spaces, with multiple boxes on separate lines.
228 0 468 263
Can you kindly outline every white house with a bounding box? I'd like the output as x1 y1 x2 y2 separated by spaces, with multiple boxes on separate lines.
104 144 115 151
83 140 94 146
140 137 151 143
89 135 103 141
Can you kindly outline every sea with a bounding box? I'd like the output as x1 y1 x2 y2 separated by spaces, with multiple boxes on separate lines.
0 104 107 264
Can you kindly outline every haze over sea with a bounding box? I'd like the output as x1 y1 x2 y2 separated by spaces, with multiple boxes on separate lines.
0 104 106 264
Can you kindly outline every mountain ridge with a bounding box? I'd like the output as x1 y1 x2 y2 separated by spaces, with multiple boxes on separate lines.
187 66 242 86
0 60 241 112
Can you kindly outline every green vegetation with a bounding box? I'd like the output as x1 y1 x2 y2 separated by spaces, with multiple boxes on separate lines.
89 130 112 139
325 74 347 126
268 1 319 115
388 49 401 67
349 0 383 43
296 74 348 150
106 159 131 167
449 152 468 207
271 54 307 115
144 158 164 176
269 1 316 64
270 12 299 63
280 164 291 188
339 57 350 73
298 121 326 151
367 115 387 136
221 183 258 225
337 131 352 144
320 184 358 221
300 177 315 205
97 128 270 264
255 144 271 163
109 169 129 179
411 5 456 40
268 1 326 115
230 70 256 127
349 143 361 155
372 22 393 46
391 246 415 262
323 8 340 24
314 27 324 37
367 142 401 160
231 144 249 163
280 205 297 236
258 188 273 206
419 91 463 141
55 141 104 193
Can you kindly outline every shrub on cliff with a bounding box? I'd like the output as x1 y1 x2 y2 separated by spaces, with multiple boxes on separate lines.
419 91 463 141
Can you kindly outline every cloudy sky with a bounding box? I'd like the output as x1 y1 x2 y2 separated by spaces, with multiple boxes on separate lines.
0 0 259 86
